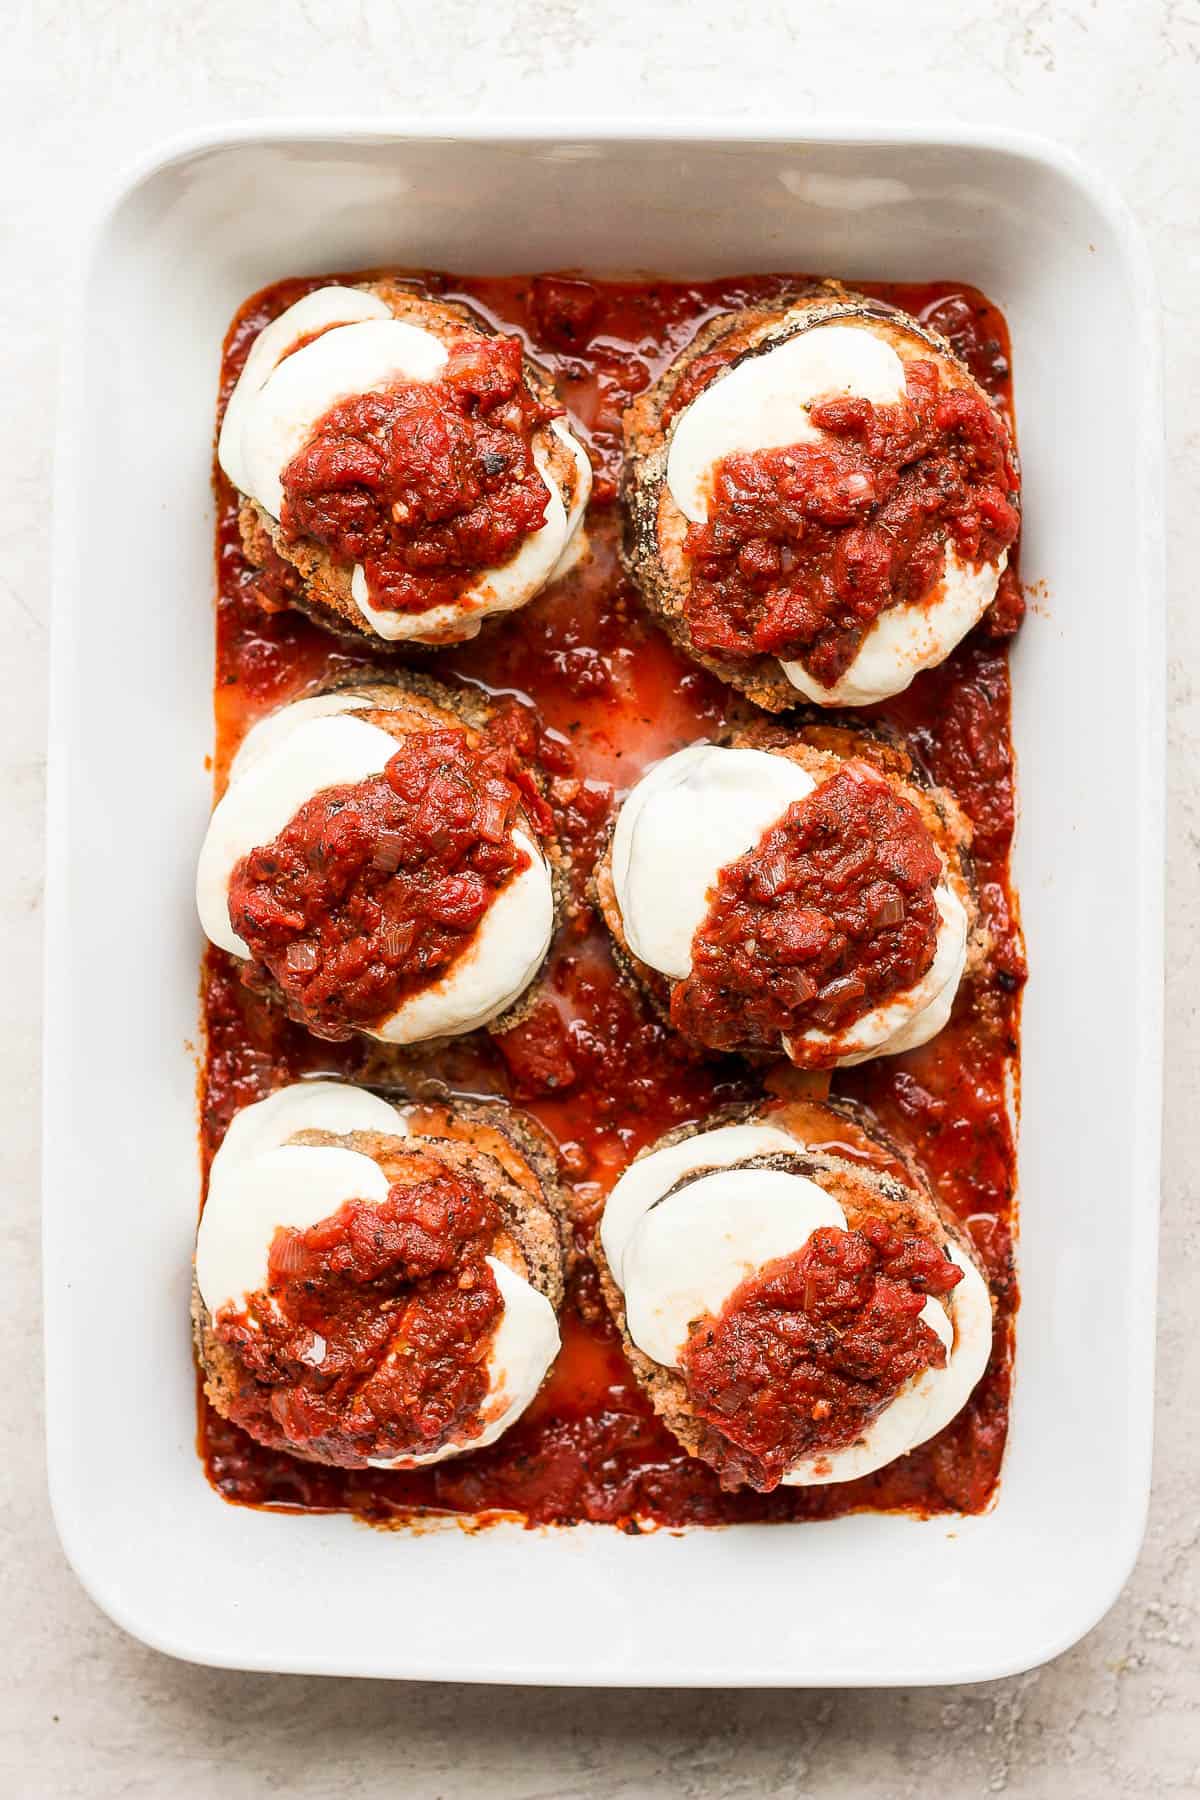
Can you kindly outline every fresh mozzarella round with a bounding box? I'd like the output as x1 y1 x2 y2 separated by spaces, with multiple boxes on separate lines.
610 743 815 980
609 741 966 1065
196 702 554 1041
196 712 403 960
195 1086 560 1468
621 1166 845 1367
369 828 555 1044
602 1123 991 1485
199 1081 405 1309
784 881 970 1066
665 318 1007 705
667 322 906 523
349 439 564 642
238 318 449 522
781 1244 992 1487
197 1142 391 1317
601 1120 800 1286
373 1257 560 1469
349 419 592 640
218 286 393 497
227 689 378 784
208 1079 406 1203
779 548 1008 707
221 293 591 642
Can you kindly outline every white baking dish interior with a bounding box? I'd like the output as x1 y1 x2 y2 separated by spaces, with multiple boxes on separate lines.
45 125 1162 1685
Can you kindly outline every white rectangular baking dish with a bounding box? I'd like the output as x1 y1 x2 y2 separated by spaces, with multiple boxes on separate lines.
45 121 1163 1685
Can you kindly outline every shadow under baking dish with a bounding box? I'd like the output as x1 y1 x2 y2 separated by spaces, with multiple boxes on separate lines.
45 123 1162 1684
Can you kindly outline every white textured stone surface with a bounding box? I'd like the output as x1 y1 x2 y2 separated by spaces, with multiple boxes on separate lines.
2 1 1197 1793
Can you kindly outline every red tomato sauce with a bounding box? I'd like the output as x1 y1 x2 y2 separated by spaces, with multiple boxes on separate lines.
201 271 1022 1529
681 358 1020 686
671 759 942 1056
680 1219 962 1493
229 724 533 1039
281 334 556 617
213 1162 504 1466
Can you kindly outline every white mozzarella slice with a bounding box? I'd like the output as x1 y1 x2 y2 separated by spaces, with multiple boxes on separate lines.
600 1120 801 1287
228 689 377 784
370 829 554 1044
610 743 815 981
371 1257 560 1468
784 881 969 1068
779 548 1007 706
208 1081 406 1200
218 287 393 496
347 435 571 642
621 1166 846 1367
667 323 906 524
782 1246 992 1486
240 317 450 521
196 712 402 959
545 417 594 581
196 1143 390 1317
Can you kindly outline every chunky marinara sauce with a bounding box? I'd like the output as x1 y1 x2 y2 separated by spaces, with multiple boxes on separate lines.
671 760 942 1057
213 1162 504 1466
282 333 557 616
202 271 1023 1528
229 724 535 1039
681 353 1021 687
680 1218 962 1493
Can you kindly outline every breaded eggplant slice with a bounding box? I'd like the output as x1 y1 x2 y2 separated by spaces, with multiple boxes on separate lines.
594 1097 991 1482
232 281 590 646
194 1094 568 1460
207 666 565 1046
621 280 1016 710
592 716 986 1059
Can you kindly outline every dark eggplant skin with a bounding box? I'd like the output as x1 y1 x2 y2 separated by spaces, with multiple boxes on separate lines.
620 281 1017 712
